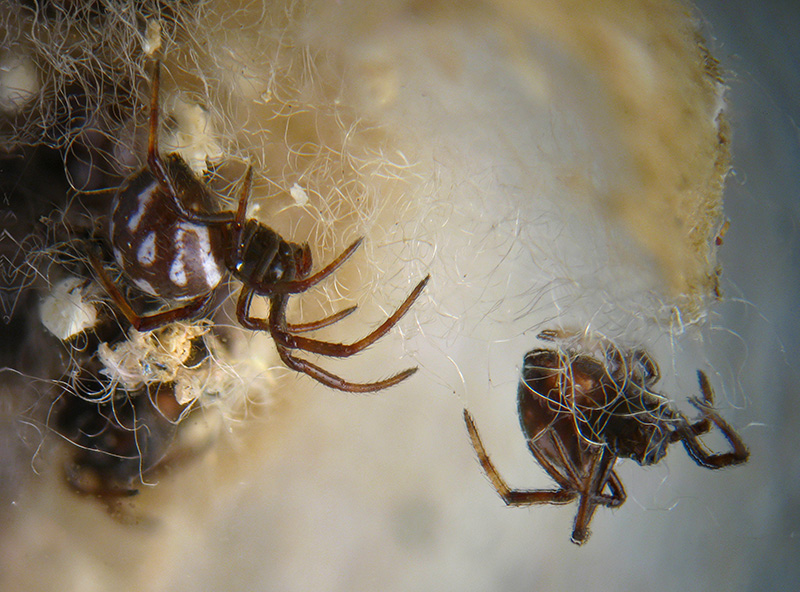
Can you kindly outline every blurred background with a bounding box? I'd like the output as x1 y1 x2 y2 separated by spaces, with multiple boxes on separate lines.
690 1 800 588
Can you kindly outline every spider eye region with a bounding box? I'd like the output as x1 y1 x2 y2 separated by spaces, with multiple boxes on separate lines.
110 170 226 300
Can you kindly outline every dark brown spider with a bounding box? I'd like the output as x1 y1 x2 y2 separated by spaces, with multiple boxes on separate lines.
51 295 214 509
93 61 429 392
463 330 749 545
56 380 185 501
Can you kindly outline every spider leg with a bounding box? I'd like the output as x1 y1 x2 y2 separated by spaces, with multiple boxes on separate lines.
245 276 429 357
91 254 211 331
463 410 577 506
678 371 749 469
669 369 717 446
594 468 626 508
274 343 417 393
234 165 253 228
239 289 417 392
146 61 179 202
144 60 235 226
286 306 358 333
262 238 365 295
528 432 581 491
684 369 717 436
570 446 618 545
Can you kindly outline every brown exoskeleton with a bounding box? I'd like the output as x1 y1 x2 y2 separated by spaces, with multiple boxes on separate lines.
464 330 749 544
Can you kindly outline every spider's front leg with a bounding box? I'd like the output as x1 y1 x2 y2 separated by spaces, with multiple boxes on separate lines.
238 274 428 359
274 338 416 393
678 371 749 469
236 289 417 393
273 276 429 358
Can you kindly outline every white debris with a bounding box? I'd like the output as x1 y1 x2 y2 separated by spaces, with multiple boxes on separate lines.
142 20 162 57
164 97 224 175
0 53 39 114
289 182 309 206
97 322 211 397
40 277 98 340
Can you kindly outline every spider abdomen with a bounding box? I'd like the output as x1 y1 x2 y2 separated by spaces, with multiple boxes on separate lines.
518 348 677 466
110 168 226 300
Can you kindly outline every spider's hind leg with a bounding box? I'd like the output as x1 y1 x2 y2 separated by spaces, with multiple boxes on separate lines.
463 410 577 507
145 60 175 198
90 254 212 332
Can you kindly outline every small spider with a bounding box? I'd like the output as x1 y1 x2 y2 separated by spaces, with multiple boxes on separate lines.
93 61 429 392
463 330 749 545
55 354 190 502
51 298 214 508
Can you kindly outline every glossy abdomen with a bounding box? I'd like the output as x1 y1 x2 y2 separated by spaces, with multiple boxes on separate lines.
109 169 226 300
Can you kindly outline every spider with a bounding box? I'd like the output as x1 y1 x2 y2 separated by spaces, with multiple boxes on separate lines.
93 61 429 393
57 379 185 501
51 289 216 507
463 330 749 545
